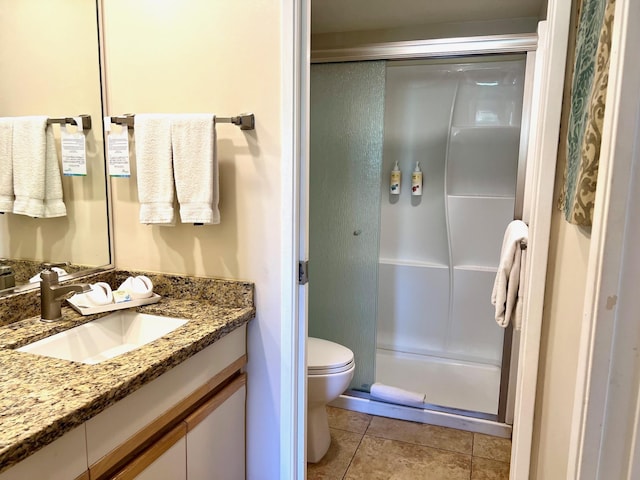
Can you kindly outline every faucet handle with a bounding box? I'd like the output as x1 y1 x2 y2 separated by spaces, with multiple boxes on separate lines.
40 261 70 271
39 269 60 284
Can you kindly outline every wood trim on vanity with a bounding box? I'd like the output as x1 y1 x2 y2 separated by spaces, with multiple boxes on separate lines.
110 423 187 480
74 472 90 480
185 374 247 431
90 354 247 479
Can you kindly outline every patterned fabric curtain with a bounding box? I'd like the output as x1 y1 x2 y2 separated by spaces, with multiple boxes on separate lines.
559 0 616 226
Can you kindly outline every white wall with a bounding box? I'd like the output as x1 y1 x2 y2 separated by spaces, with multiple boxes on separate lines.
528 0 591 475
101 1 288 477
531 210 590 478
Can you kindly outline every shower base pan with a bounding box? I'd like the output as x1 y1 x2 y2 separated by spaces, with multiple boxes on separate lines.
374 348 501 415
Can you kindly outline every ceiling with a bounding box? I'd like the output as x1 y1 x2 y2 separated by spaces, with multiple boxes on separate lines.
311 0 546 34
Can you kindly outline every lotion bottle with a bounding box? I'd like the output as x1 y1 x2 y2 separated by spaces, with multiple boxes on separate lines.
411 161 423 196
390 161 401 195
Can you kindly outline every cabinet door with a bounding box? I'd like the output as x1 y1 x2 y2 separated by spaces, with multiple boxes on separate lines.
112 423 186 480
185 375 246 480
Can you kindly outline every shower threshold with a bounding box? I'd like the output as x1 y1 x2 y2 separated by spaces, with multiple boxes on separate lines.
330 390 511 438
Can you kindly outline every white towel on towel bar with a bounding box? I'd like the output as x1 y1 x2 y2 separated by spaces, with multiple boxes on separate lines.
42 123 66 218
0 118 13 213
171 114 219 224
134 114 175 225
492 220 528 330
12 117 66 218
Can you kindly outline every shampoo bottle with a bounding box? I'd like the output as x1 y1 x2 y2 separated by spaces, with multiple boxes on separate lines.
390 161 401 195
411 161 423 196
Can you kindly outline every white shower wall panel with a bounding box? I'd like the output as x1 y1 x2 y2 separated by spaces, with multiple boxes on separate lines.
447 196 515 267
379 63 457 265
449 267 504 364
376 262 449 356
375 348 500 414
447 126 521 197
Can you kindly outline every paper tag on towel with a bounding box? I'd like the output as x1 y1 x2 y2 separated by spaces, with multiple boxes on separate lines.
107 124 131 177
61 125 87 176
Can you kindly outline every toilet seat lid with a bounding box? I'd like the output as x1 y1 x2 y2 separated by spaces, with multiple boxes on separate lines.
308 337 354 374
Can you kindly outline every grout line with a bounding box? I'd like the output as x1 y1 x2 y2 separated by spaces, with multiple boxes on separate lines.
342 432 367 480
361 431 474 458
472 431 476 457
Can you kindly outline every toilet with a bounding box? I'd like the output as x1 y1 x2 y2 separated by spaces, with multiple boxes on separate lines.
307 337 355 463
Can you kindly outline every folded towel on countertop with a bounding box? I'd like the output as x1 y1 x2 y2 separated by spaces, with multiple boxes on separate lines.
171 114 219 224
492 220 529 330
134 114 175 225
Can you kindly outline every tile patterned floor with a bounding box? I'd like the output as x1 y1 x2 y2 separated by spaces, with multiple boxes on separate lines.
307 407 511 480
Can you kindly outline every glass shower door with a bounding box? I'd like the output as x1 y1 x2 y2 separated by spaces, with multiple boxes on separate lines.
309 61 386 391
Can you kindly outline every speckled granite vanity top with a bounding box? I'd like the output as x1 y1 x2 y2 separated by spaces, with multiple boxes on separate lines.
0 270 255 473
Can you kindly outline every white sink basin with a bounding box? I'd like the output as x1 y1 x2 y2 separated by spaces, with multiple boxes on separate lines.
17 311 188 364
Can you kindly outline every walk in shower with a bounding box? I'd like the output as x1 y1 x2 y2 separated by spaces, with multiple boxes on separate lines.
309 43 531 430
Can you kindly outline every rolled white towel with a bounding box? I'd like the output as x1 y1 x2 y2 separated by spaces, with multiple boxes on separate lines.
370 383 427 408
117 275 153 299
84 282 114 306
69 282 113 307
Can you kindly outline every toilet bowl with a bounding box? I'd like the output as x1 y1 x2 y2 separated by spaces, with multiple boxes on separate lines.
307 337 355 463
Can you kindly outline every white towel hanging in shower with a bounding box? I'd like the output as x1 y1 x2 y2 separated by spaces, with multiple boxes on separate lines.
492 220 528 329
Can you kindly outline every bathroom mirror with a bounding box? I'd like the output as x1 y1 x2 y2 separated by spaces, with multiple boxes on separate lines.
0 0 111 295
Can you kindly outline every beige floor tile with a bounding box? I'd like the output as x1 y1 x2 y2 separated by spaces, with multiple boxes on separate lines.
345 436 471 480
366 416 473 455
471 457 510 480
473 433 511 463
307 428 363 480
327 406 373 434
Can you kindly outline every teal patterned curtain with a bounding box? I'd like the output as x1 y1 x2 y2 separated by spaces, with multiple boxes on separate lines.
560 0 616 226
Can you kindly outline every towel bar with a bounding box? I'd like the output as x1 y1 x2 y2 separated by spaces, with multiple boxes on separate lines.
46 114 92 130
108 113 255 131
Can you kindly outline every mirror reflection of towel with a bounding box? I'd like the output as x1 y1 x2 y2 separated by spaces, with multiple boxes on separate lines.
12 116 66 218
0 118 13 213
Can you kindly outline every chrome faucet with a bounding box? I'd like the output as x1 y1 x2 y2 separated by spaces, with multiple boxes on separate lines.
40 269 91 322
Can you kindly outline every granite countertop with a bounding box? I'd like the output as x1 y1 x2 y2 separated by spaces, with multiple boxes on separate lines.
0 272 255 474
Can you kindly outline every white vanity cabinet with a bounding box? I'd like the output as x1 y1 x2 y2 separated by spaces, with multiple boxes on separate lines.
0 425 89 480
89 325 247 479
0 324 247 480
112 376 247 480
114 424 188 480
185 378 246 479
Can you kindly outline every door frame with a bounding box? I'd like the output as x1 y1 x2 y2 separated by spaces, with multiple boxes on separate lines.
287 0 573 478
567 0 640 476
